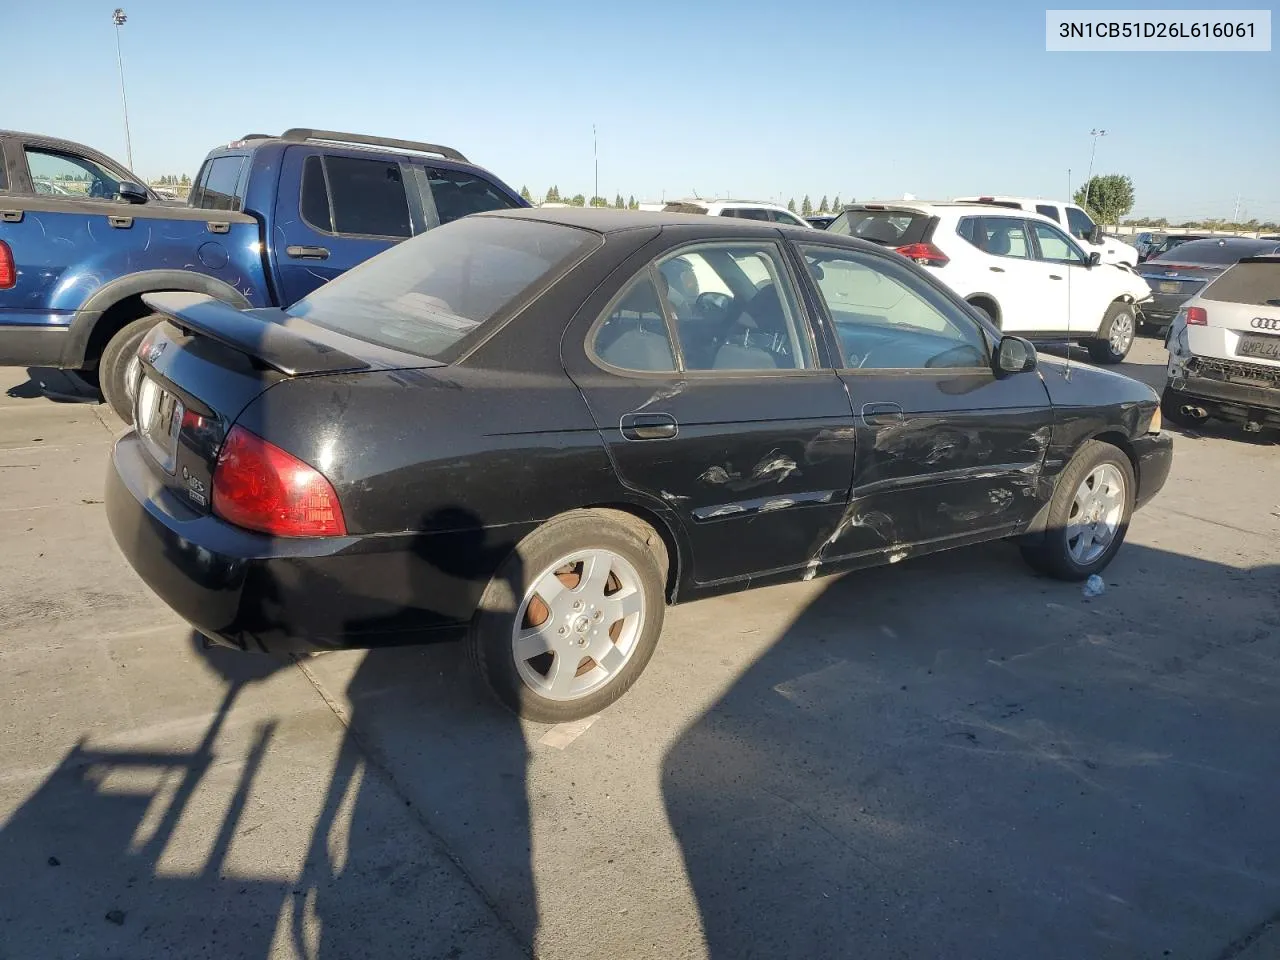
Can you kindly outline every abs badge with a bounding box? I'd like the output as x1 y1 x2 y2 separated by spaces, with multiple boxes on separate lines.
181 465 207 506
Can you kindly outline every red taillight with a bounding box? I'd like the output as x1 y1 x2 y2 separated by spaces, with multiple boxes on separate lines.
895 242 950 267
211 425 346 537
1185 306 1208 326
0 241 15 289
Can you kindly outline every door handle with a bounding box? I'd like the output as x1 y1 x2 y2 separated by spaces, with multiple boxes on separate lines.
860 402 904 427
107 215 133 229
0 209 23 223
620 412 678 441
989 266 1005 273
286 244 331 260
1049 274 1064 280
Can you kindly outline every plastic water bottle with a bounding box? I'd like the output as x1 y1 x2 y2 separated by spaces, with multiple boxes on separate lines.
1083 575 1106 599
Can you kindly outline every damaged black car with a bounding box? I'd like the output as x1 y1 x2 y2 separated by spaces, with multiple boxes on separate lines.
106 208 1173 722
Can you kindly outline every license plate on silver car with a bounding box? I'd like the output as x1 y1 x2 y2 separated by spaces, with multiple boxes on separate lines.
135 375 184 473
1237 334 1280 362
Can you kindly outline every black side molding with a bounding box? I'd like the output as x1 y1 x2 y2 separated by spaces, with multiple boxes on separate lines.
141 292 369 377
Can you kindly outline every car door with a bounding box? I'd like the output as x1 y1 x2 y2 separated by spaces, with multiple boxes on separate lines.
796 241 1054 558
963 215 1059 332
1028 220 1110 336
272 146 421 305
563 235 858 586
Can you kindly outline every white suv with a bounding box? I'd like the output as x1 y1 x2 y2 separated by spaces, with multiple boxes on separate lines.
828 202 1153 363
954 196 1139 266
662 198 813 229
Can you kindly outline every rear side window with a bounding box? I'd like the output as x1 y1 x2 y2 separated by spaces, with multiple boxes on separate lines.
287 217 598 360
592 274 677 372
191 156 246 211
1065 206 1095 240
1035 204 1059 222
427 167 519 225
0 141 7 191
975 217 1030 258
1202 261 1280 306
299 154 411 238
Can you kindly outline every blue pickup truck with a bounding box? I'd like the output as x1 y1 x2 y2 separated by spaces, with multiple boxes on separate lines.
0 128 528 419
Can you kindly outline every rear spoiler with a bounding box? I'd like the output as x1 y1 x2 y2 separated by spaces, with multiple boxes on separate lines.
142 292 369 376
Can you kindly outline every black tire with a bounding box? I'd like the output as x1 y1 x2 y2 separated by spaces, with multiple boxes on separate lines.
99 314 163 423
1086 302 1136 365
1160 385 1209 429
968 300 998 327
469 509 668 723
1020 439 1135 581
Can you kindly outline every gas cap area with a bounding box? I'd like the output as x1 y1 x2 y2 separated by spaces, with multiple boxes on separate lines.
197 241 229 269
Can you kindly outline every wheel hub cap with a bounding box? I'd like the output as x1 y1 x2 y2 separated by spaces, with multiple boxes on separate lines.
1067 464 1126 565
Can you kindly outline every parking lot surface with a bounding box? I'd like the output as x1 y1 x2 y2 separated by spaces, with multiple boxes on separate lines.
1 341 1278 959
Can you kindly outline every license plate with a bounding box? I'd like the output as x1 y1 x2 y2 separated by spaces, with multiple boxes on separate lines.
1158 281 1181 293
1238 334 1280 362
135 376 184 473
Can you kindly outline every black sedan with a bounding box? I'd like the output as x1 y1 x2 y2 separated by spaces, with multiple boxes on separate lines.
1137 236 1280 335
106 209 1172 722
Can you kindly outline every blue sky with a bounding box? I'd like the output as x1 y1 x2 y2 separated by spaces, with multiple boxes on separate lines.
8 0 1277 221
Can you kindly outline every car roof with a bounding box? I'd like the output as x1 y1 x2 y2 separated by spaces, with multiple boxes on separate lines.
478 206 851 237
846 200 1053 219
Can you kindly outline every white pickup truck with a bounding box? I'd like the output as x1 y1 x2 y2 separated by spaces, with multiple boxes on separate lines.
955 196 1138 266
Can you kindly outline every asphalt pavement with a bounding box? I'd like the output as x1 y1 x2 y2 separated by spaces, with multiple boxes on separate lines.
1 340 1278 960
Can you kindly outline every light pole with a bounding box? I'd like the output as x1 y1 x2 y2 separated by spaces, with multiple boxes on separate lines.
112 8 134 171
1083 128 1106 208
592 124 598 206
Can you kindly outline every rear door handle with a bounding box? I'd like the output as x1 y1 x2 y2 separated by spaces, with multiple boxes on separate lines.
286 244 331 260
989 266 1005 273
1049 274 1063 280
620 412 678 441
0 209 22 223
860 402 904 427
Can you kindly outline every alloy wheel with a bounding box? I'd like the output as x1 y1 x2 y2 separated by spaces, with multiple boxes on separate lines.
1066 463 1126 564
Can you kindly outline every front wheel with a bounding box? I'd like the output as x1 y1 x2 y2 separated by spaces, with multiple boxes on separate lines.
99 314 163 423
1020 440 1135 581
1086 302 1136 365
469 510 667 722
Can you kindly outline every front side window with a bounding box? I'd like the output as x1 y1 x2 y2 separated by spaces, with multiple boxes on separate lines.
976 216 1030 258
190 156 246 212
24 146 124 201
1065 205 1096 241
427 167 520 225
801 244 988 370
300 154 411 238
1032 222 1086 264
288 217 598 360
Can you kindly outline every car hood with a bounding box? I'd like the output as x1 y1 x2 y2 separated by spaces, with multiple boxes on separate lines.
1036 354 1158 409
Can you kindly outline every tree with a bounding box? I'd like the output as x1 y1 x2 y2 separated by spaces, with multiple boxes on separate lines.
1072 174 1134 229
519 185 532 202
180 173 190 186
589 195 608 207
569 194 586 207
801 195 813 217
831 195 841 212
614 193 625 209
546 185 560 202
628 195 637 210
787 198 797 213
819 195 829 213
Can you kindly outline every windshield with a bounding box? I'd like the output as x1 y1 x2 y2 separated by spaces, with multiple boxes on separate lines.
828 210 931 246
287 216 600 359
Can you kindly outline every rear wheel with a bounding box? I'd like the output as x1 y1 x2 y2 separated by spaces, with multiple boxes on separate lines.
1161 385 1210 429
1086 302 1136 365
469 510 667 722
1020 440 1135 581
99 314 162 423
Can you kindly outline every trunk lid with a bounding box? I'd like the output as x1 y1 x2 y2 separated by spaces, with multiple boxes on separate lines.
130 292 440 513
1135 260 1223 302
1188 258 1280 369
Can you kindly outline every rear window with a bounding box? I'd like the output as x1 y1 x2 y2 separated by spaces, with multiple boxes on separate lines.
191 156 246 212
663 202 708 215
286 217 599 360
1159 240 1279 265
1202 261 1280 306
828 210 930 246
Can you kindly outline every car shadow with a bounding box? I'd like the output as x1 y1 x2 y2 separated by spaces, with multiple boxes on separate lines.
4 367 100 403
660 539 1280 958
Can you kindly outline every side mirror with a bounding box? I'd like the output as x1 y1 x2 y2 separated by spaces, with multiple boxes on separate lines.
1087 251 1102 268
118 181 149 204
995 335 1037 375
1088 225 1103 245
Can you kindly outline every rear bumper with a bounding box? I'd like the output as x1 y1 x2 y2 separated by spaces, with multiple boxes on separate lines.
106 432 498 653
1166 371 1280 423
1138 291 1189 323
0 323 71 367
1132 432 1173 510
